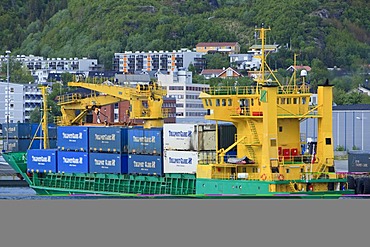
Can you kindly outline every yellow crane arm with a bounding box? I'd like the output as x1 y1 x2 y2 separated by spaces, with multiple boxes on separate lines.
67 81 167 128
58 94 121 126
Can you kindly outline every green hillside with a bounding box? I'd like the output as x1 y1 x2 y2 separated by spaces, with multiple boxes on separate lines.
1 0 369 72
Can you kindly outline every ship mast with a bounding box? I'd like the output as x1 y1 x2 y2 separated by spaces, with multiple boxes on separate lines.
40 85 49 149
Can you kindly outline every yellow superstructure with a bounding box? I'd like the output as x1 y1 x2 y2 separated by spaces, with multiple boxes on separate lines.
197 26 339 193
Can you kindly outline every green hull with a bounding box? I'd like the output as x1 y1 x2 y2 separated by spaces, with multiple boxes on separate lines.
2 152 355 199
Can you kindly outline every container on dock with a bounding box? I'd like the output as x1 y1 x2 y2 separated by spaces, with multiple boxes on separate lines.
57 151 89 173
3 139 31 152
57 126 89 152
89 152 128 174
88 126 128 153
164 150 216 174
348 150 370 173
31 123 57 139
27 149 57 173
3 123 31 139
128 154 163 175
127 128 163 155
163 123 218 151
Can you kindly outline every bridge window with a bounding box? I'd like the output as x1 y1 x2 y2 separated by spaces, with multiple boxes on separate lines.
204 100 208 106
287 98 291 104
216 99 220 106
228 99 232 106
326 138 331 145
222 99 226 106
302 97 306 104
293 98 297 104
281 98 285 104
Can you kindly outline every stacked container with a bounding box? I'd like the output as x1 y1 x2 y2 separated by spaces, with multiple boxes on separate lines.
57 126 89 173
30 123 57 149
88 126 128 174
127 127 163 175
2 123 31 152
163 123 219 174
27 149 58 173
1 122 58 152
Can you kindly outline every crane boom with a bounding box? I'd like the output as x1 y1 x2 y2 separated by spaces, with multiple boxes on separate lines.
66 80 167 128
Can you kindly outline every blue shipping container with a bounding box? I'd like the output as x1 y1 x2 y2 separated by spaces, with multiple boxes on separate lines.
3 123 31 139
27 149 57 173
128 154 163 175
31 123 57 139
127 128 163 155
30 139 57 149
57 151 89 173
4 139 31 152
88 126 128 153
89 152 128 174
57 126 89 151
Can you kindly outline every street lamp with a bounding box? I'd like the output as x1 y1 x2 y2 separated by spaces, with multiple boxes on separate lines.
5 50 11 152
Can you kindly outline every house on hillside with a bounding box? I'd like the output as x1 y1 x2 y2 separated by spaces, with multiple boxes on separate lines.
196 42 240 54
229 53 261 70
200 67 243 79
287 65 312 73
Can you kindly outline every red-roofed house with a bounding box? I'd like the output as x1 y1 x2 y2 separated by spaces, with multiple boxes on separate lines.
200 67 243 79
196 42 240 54
286 65 312 72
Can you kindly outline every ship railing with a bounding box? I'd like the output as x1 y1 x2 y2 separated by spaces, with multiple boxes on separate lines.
278 154 313 164
203 86 258 95
203 85 311 96
277 85 310 94
57 93 83 104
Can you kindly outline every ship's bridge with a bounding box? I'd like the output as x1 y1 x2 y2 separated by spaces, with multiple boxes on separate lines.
199 84 316 122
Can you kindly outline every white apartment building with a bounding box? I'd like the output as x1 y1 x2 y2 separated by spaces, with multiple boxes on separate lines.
0 82 43 123
229 53 261 70
0 55 99 83
113 49 206 74
157 69 209 123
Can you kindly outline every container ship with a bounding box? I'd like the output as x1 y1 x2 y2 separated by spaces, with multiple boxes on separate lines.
1 27 357 198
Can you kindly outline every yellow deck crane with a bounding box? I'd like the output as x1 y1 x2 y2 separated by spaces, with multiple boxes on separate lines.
57 79 167 128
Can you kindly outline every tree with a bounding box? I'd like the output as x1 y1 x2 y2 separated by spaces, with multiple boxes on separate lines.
29 107 41 123
0 59 35 84
204 53 230 69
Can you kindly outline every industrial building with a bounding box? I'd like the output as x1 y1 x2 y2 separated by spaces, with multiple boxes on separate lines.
300 104 370 151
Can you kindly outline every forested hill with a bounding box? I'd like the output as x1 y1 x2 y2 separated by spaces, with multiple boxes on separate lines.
1 0 369 71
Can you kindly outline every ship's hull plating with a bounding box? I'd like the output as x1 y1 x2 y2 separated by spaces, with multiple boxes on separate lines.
2 152 355 199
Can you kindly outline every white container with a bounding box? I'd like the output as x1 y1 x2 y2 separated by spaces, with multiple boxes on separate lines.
163 123 216 151
164 150 216 174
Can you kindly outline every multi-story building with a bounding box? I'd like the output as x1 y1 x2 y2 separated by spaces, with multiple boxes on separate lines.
113 49 206 74
196 42 240 54
0 54 99 83
157 69 209 123
0 82 43 123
